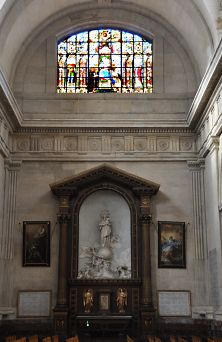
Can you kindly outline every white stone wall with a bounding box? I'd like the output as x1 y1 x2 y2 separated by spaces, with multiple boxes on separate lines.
194 72 222 319
204 147 222 317
13 160 195 315
0 154 4 237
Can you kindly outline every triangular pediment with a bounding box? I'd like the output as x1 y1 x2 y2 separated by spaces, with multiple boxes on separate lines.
50 164 160 196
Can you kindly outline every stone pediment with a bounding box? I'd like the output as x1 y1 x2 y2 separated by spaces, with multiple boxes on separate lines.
50 164 160 196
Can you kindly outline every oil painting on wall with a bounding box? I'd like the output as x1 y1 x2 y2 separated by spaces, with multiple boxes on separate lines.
158 221 186 268
23 221 50 266
78 189 131 279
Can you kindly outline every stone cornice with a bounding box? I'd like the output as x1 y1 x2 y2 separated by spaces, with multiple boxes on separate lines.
16 127 193 134
195 81 222 157
0 68 22 130
187 39 222 129
0 113 10 157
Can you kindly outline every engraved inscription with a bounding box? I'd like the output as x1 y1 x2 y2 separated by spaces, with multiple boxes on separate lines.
158 291 190 317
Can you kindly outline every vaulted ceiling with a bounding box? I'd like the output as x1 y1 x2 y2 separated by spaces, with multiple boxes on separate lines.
0 0 220 84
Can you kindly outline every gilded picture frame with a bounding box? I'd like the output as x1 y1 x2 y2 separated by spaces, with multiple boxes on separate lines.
158 221 186 268
23 221 50 266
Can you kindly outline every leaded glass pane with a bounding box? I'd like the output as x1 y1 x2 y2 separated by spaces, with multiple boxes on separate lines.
57 28 153 93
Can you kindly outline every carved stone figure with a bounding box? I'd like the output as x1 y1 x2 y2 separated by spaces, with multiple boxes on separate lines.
99 210 112 247
83 289 93 312
117 288 127 312
78 209 131 279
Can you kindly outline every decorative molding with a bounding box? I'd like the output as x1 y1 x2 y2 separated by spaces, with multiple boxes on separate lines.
0 114 10 157
187 38 222 128
0 67 22 130
16 127 193 134
4 159 22 172
97 0 112 4
157 138 170 151
207 136 220 155
11 132 196 160
187 158 205 171
196 80 222 157
180 137 193 151
50 164 160 197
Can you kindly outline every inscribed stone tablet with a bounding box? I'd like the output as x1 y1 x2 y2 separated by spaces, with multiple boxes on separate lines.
18 291 51 317
158 291 191 316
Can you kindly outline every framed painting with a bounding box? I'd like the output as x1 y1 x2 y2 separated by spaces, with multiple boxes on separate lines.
158 221 186 268
23 221 50 266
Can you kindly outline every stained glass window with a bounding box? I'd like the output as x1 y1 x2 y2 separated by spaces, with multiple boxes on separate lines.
57 28 153 93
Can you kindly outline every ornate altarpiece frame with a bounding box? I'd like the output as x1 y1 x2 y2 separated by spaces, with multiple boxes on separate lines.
50 164 159 336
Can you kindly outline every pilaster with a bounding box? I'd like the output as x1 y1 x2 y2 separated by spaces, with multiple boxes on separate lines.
1 159 21 259
0 159 21 313
187 159 209 317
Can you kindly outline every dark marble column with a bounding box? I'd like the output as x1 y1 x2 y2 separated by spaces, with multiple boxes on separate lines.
140 195 152 307
137 192 155 333
54 195 71 334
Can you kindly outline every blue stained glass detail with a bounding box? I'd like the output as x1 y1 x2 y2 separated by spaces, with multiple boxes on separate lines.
57 28 153 93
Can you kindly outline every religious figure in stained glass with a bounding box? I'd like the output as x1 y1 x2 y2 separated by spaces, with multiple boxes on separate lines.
57 28 153 93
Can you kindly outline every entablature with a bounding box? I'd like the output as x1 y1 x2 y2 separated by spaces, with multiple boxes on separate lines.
11 128 196 161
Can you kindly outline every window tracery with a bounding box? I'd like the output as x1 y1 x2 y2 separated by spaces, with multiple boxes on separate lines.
57 28 153 93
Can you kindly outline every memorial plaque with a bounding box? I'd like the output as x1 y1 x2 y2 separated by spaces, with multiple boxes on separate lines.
18 290 51 317
158 291 191 317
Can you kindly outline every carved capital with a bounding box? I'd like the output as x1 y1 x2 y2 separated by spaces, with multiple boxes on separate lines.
187 158 205 172
4 159 22 171
137 194 152 223
58 196 71 223
209 136 220 153
140 195 151 208
59 196 70 209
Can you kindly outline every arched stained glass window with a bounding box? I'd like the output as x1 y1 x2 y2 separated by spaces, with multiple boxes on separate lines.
57 28 153 93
